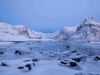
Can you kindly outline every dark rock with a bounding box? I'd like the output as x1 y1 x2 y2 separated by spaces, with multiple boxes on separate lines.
33 63 35 66
94 56 100 61
28 47 33 50
40 51 43 54
60 61 67 65
65 46 70 48
72 58 81 62
0 51 4 54
72 55 86 62
25 64 32 70
69 62 77 67
15 50 22 55
1 62 8 66
76 53 81 55
30 48 32 50
18 66 24 69
23 60 30 62
60 60 77 67
70 50 77 53
32 59 38 62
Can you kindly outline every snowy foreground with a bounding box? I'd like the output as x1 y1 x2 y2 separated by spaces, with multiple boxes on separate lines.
0 41 100 75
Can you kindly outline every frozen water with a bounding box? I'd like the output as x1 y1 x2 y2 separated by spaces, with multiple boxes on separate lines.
0 41 100 75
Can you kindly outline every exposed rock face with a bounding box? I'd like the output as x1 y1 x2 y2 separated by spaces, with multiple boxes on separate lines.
71 17 100 42
14 25 41 39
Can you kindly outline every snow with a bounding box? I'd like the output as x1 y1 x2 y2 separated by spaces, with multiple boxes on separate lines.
0 17 100 75
56 25 77 40
71 18 100 42
0 22 43 41
83 17 100 25
1 17 100 42
41 32 59 39
63 26 77 32
0 41 100 75
0 42 14 45
57 17 100 42
0 22 58 41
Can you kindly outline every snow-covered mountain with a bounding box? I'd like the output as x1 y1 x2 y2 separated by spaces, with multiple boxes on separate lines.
71 17 100 42
0 22 42 41
57 17 100 42
42 32 59 39
56 26 77 40
1 17 100 42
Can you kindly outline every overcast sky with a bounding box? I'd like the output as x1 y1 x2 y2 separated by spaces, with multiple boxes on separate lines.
0 0 100 33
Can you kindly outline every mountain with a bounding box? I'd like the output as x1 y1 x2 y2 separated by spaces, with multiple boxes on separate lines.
57 17 100 42
0 22 42 41
71 17 100 42
56 26 77 40
41 32 59 39
1 17 100 42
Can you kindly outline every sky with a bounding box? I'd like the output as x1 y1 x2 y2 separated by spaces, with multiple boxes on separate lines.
0 0 100 33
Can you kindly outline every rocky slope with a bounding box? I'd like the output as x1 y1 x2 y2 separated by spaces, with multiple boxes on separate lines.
71 17 100 42
57 17 100 42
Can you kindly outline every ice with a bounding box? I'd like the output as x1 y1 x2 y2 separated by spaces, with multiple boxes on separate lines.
0 41 100 75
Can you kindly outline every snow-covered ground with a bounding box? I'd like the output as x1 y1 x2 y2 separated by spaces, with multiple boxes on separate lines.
0 42 14 45
0 41 100 75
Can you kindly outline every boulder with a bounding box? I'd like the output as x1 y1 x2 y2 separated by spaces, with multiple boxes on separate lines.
94 56 100 61
0 62 8 66
65 46 70 48
32 59 38 62
25 64 32 70
69 62 77 67
15 50 22 55
18 66 24 69
72 58 82 62
60 61 68 65
23 60 31 62
0 51 4 54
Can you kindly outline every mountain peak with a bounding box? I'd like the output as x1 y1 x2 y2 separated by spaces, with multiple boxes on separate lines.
57 17 100 42
84 17 94 22
83 17 100 25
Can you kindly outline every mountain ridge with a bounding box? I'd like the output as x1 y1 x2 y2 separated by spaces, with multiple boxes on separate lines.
0 22 42 41
1 17 100 42
57 17 100 42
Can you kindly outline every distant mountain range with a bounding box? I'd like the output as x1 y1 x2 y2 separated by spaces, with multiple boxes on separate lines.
0 17 100 42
